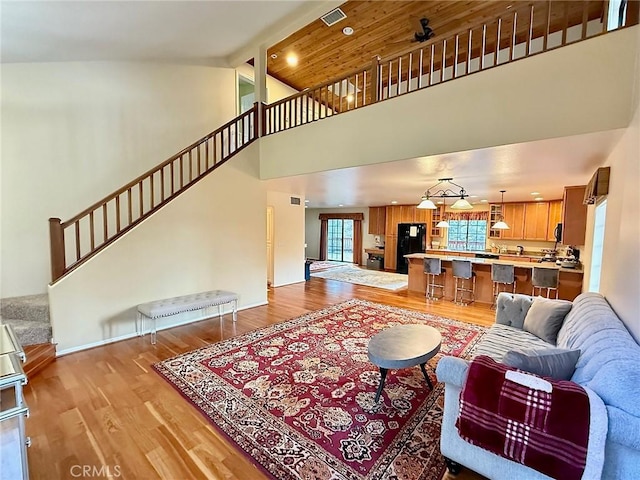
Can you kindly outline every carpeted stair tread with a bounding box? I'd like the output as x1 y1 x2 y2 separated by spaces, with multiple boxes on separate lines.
1 294 49 323
2 318 52 346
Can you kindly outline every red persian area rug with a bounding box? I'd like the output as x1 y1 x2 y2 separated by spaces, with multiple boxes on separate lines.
153 299 485 480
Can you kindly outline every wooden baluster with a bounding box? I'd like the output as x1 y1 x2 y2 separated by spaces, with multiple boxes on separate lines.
527 5 534 56
89 211 95 250
397 56 402 94
170 161 175 195
354 73 359 107
387 61 392 98
205 137 210 169
430 44 435 85
511 11 517 61
418 49 424 88
496 18 502 65
179 155 184 187
370 56 380 103
482 24 487 69
49 218 66 281
582 1 589 40
442 39 447 80
467 29 473 73
197 144 202 177
115 195 121 233
150 174 155 209
213 135 217 166
454 35 459 78
188 151 193 182
160 168 165 202
407 53 413 93
74 220 81 261
104 202 109 241
127 188 133 224
561 1 569 46
543 1 551 51
363 70 368 106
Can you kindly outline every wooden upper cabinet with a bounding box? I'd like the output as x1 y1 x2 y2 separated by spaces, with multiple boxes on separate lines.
562 186 588 246
400 205 416 223
547 200 563 241
385 206 400 236
413 206 429 224
501 203 526 240
524 202 550 240
368 207 386 235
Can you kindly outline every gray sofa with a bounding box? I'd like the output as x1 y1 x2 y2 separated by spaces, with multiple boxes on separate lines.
436 292 640 479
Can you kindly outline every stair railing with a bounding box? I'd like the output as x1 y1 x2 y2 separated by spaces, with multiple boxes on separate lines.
263 0 637 135
49 104 258 282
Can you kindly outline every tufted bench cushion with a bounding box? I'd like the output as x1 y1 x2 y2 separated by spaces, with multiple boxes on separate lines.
137 290 238 344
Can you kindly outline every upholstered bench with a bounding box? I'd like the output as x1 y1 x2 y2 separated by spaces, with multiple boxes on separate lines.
137 290 238 344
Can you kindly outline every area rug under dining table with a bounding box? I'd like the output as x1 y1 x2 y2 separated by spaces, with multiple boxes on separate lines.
153 299 486 480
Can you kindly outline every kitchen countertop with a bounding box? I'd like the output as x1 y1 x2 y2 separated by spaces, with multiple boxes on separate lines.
426 248 543 259
405 253 583 273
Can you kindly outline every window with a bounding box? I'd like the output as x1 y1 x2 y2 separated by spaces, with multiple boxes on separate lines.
607 0 627 31
448 220 487 251
327 219 354 262
588 199 607 292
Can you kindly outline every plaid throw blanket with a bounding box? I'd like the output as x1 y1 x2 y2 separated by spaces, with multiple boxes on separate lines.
457 355 590 480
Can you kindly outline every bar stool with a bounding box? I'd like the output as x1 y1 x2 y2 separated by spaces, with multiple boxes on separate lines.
452 259 476 305
532 267 559 299
491 263 516 308
423 257 446 300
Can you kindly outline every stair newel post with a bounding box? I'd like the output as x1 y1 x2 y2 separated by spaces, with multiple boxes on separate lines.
49 217 66 282
371 55 381 103
259 101 267 137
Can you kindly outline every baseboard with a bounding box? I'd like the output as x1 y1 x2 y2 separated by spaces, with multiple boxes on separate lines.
55 300 269 357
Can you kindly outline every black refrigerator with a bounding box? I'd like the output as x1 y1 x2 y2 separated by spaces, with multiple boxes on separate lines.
396 223 427 274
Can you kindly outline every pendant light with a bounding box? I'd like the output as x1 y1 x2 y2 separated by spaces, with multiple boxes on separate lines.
491 190 510 230
435 199 449 228
417 177 473 210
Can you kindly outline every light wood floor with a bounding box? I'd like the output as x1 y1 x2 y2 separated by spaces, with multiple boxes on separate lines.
25 278 492 480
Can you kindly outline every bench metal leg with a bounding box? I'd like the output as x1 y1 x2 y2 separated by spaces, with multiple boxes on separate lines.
151 318 157 345
232 300 237 322
218 304 223 320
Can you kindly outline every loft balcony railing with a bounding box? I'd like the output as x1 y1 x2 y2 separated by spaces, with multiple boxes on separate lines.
49 106 257 282
263 0 638 135
48 0 637 283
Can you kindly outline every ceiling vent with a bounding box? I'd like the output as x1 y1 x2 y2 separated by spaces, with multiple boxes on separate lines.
320 8 347 27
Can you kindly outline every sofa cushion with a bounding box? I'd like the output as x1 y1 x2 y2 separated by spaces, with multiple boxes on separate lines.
523 296 572 344
472 324 551 361
502 347 580 380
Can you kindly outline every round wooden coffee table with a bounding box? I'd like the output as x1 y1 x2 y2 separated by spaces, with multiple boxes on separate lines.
367 324 442 402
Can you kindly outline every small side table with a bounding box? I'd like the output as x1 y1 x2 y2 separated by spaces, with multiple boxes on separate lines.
367 324 442 402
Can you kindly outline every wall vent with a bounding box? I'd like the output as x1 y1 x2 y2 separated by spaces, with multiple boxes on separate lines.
290 197 301 205
320 8 347 27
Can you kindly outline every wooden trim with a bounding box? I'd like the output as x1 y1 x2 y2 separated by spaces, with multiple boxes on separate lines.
318 213 364 221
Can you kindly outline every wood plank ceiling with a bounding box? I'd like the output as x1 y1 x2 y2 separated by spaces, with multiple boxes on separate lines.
266 0 605 92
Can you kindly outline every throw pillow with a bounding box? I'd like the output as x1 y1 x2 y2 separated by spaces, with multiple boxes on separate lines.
502 347 581 380
523 296 573 344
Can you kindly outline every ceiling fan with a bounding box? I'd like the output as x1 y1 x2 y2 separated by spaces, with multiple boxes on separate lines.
412 17 435 43
387 17 435 48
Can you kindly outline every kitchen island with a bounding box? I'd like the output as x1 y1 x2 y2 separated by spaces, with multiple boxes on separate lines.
405 253 583 303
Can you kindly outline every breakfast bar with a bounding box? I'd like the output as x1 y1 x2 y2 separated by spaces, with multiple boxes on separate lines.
404 253 584 303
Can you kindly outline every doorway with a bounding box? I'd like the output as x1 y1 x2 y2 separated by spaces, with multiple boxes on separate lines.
238 75 255 114
327 219 354 262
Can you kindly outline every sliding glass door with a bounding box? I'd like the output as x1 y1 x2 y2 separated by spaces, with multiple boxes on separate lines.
327 219 354 262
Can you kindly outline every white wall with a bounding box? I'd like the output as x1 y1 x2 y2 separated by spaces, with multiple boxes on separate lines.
305 207 377 263
49 145 267 354
267 191 305 286
1 62 236 297
598 27 640 342
260 27 637 180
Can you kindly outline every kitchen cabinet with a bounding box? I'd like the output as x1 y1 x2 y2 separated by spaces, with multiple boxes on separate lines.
489 204 502 238
524 202 550 240
413 207 429 225
429 205 444 239
368 207 386 235
400 205 415 223
385 206 403 236
562 186 588 246
547 200 563 241
501 203 526 240
384 236 397 270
